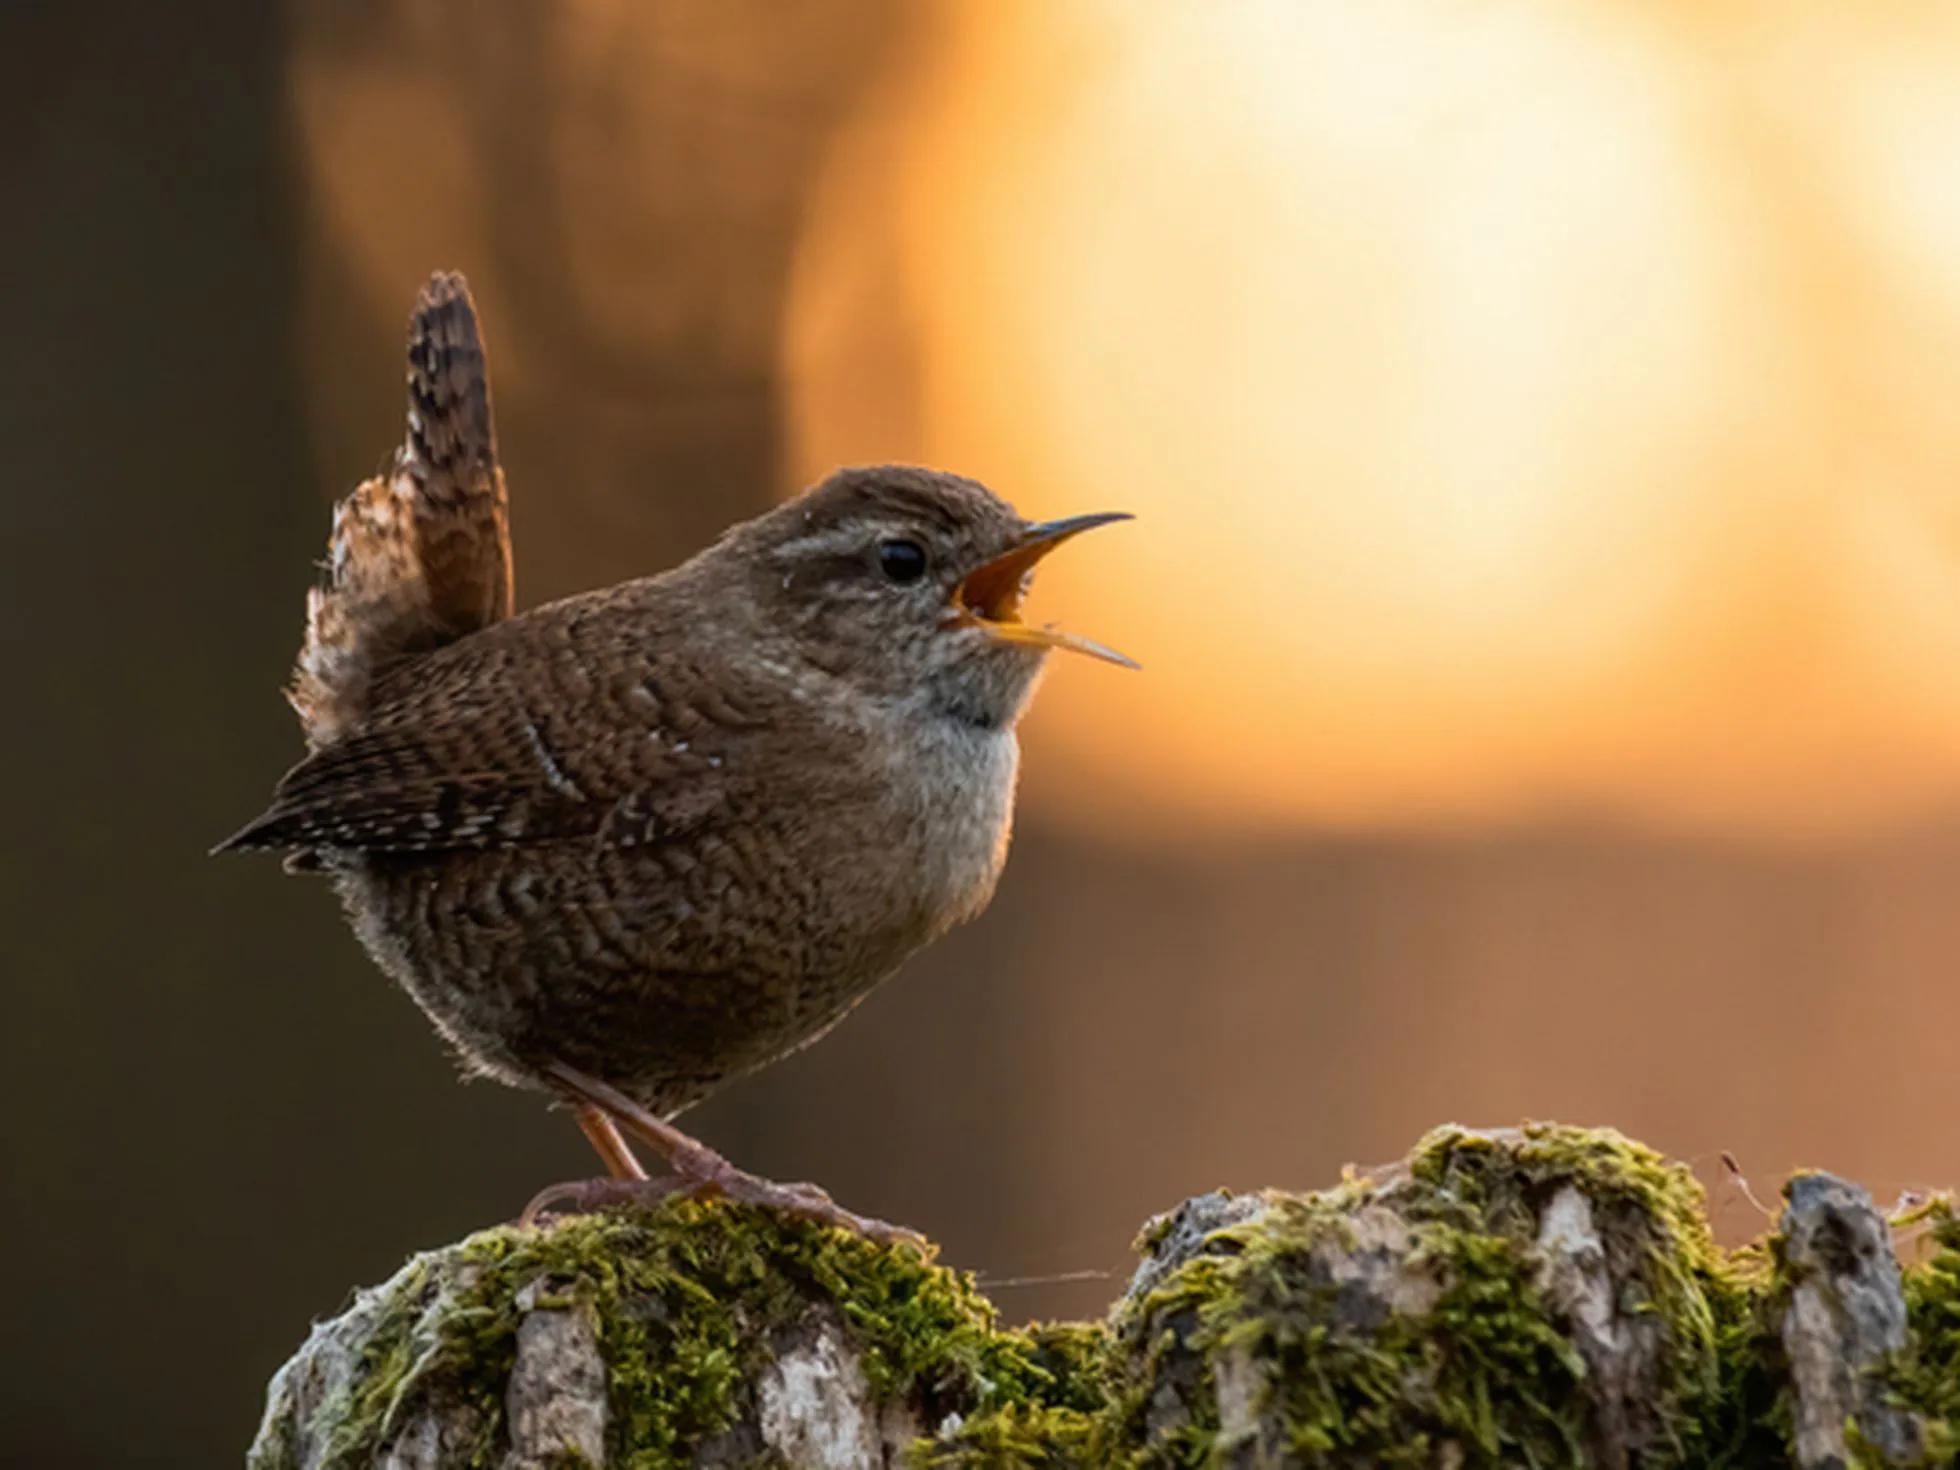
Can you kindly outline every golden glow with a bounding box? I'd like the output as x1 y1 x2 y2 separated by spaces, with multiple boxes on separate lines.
786 1 1960 834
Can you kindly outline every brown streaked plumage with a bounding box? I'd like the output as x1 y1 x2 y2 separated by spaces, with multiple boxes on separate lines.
219 272 1132 1239
289 274 513 752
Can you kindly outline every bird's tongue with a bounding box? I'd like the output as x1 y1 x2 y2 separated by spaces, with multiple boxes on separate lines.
951 514 1139 668
956 541 1045 624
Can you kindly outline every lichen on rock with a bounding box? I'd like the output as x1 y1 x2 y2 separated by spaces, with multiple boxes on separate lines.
1105 1124 1774 1468
252 1125 1960 1468
250 1200 1088 1469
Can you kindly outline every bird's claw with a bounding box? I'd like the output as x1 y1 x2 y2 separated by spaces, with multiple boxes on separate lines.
705 1168 929 1251
519 1174 683 1228
519 1166 928 1252
534 1064 931 1251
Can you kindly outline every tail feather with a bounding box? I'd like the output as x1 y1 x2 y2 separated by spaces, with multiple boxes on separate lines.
401 273 512 631
289 272 514 749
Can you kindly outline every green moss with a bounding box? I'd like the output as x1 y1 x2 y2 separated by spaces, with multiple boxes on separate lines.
259 1125 1950 1467
266 1198 1073 1469
1860 1200 1960 1467
1109 1188 1588 1465
1408 1125 1782 1468
1703 1243 1782 1470
909 1401 1096 1467
1104 1125 1783 1468
321 1258 442 1464
908 1321 1113 1467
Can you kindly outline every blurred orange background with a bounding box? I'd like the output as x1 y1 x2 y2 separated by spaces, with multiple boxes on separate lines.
786 0 1960 836
10 2 1960 1464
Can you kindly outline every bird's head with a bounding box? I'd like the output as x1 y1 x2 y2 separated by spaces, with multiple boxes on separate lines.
725 465 1134 729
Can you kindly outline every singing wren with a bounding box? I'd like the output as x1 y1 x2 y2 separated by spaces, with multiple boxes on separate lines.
217 273 1132 1239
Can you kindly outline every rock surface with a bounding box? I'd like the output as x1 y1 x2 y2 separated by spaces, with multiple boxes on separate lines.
251 1124 1960 1467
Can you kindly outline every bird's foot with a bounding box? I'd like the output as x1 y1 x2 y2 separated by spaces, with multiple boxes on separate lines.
528 1064 929 1250
520 1173 683 1228
693 1163 929 1251
519 1162 926 1250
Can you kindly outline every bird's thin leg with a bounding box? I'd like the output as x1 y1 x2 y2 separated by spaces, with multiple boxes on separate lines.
545 1062 733 1182
518 1103 657 1227
540 1061 927 1250
576 1103 649 1181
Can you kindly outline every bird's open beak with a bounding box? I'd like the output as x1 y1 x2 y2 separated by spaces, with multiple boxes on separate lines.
951 512 1138 668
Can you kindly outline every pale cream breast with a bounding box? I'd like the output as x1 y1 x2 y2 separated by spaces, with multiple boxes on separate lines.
880 710 1021 934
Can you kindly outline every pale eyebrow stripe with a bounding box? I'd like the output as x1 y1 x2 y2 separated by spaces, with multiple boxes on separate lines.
769 524 886 561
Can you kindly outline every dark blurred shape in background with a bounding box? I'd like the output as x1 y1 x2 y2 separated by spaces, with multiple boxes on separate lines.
9 3 1960 1464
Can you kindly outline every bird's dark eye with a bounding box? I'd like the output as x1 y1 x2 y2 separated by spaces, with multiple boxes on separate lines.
877 538 929 584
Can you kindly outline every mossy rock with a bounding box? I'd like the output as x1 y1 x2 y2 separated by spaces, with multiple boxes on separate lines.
249 1198 1104 1469
1108 1126 1771 1468
250 1124 1960 1468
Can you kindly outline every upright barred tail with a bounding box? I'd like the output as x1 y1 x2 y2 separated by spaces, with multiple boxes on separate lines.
290 272 514 749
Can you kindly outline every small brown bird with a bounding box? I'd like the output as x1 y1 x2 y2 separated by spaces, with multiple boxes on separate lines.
218 273 1131 1239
